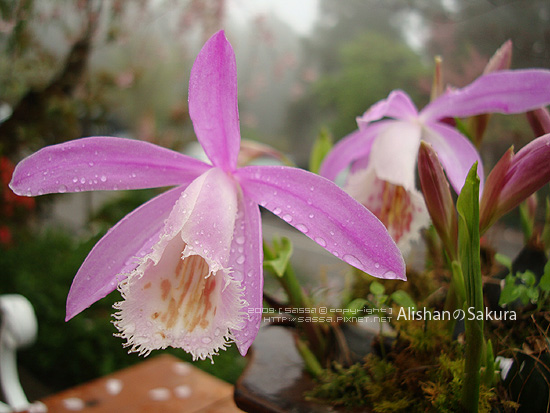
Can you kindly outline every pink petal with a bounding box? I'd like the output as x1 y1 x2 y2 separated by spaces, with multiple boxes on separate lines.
237 166 406 280
168 167 239 268
66 186 186 320
319 121 390 181
9 137 210 196
188 30 241 172
422 70 550 121
370 120 422 190
229 192 263 356
424 122 484 194
357 90 418 126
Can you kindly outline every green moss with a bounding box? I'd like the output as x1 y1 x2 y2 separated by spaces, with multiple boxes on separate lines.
308 320 514 412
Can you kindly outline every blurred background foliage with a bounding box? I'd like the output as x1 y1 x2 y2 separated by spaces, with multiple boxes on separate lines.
0 0 549 394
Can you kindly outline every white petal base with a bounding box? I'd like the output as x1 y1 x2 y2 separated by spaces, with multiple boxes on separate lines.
346 167 430 255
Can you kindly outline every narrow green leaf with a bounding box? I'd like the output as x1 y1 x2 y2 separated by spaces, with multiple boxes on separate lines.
309 127 333 174
457 163 483 413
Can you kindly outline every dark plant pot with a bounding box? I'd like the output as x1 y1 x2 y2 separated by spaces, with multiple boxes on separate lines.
234 323 377 413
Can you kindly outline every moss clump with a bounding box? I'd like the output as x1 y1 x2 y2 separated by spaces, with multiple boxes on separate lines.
308 320 517 412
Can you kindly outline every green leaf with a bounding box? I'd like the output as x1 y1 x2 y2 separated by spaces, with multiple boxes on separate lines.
342 298 368 317
263 237 293 277
499 274 522 306
519 270 536 287
390 290 416 309
456 162 484 412
309 127 333 174
370 281 385 296
539 261 550 292
345 298 368 312
494 253 512 271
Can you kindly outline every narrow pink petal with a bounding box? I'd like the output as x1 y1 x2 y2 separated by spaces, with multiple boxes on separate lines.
422 70 550 121
237 166 406 280
9 137 210 196
319 121 391 181
188 30 240 172
483 40 512 74
229 192 263 356
370 121 421 190
424 122 484 194
357 90 418 126
66 185 186 320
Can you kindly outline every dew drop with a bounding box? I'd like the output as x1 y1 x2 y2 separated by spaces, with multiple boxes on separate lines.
100 175 107 182
375 262 380 269
80 177 86 184
282 214 292 222
88 161 94 167
58 184 67 193
72 177 78 183
315 237 327 247
201 337 212 344
236 255 245 265
273 207 282 215
236 236 245 245
308 213 314 219
383 270 397 279
343 254 362 268
295 224 309 233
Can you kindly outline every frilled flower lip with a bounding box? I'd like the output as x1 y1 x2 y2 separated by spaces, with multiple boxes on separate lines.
9 30 406 359
321 70 550 195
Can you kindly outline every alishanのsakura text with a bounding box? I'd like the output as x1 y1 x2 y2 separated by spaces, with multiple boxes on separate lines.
397 307 516 322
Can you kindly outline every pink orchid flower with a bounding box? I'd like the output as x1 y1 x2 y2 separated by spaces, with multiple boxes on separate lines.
9 31 404 361
320 70 550 252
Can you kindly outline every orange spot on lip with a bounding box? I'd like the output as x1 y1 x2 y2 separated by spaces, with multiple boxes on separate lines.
161 279 171 301
143 282 152 290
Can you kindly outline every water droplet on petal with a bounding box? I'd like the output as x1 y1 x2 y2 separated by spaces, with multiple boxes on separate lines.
273 207 282 215
315 237 327 247
282 214 292 222
236 236 245 245
100 175 107 182
201 337 212 344
383 270 397 279
80 177 86 184
343 254 362 268
58 184 67 193
375 263 380 269
295 224 309 233
236 255 245 265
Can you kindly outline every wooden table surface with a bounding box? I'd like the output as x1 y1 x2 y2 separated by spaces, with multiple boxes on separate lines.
21 354 244 413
